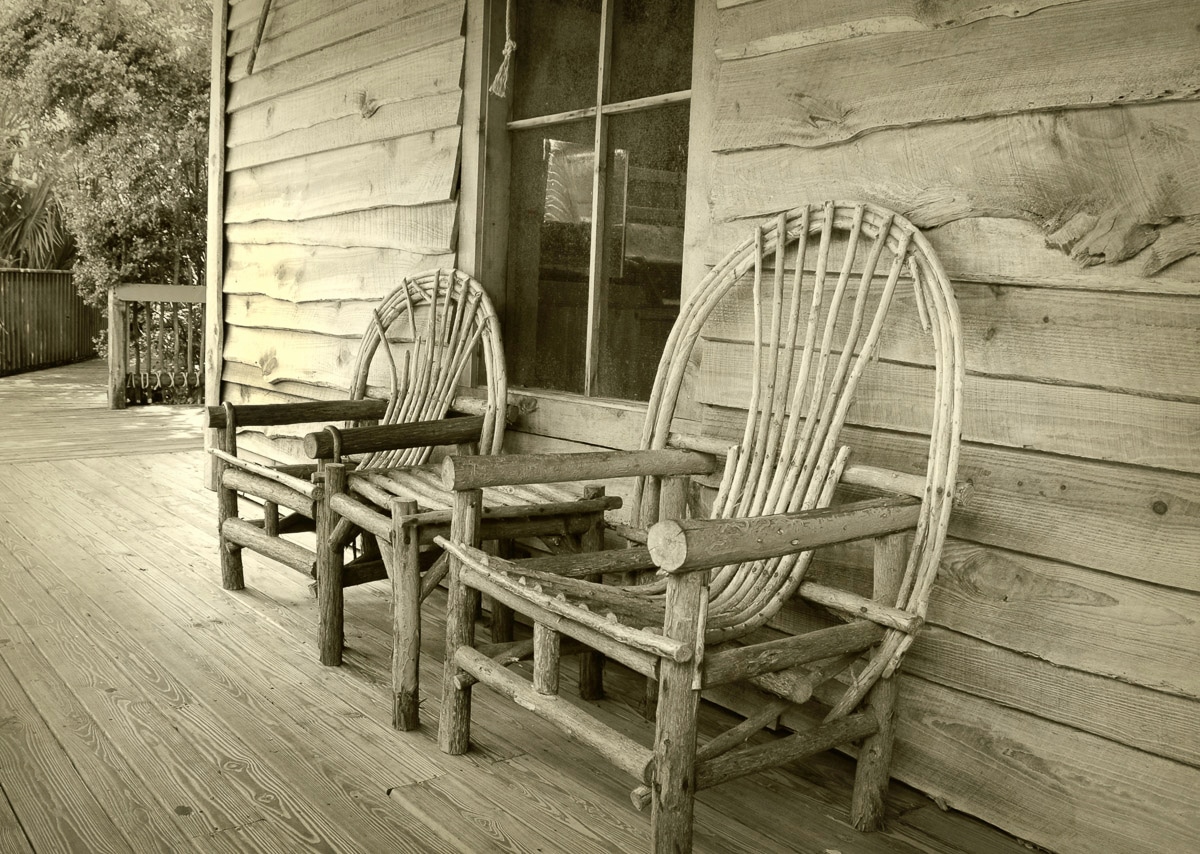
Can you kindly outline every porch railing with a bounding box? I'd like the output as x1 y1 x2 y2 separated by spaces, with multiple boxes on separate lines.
0 269 102 375
108 283 206 409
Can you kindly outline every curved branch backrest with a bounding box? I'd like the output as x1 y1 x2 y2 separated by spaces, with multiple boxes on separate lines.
347 269 506 469
638 202 963 665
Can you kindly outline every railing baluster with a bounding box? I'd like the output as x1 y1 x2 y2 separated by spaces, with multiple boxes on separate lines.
106 283 206 409
185 300 194 389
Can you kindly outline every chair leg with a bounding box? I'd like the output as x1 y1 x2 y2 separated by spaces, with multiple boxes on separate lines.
851 669 898 830
440 488 482 755
316 464 346 666
490 540 515 643
392 499 421 731
578 486 606 700
216 475 244 590
651 566 706 854
850 530 908 830
215 423 244 590
533 622 561 695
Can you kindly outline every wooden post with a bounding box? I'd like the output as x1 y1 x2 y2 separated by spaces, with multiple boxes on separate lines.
851 531 908 830
491 538 515 643
578 484 606 700
215 422 243 590
263 501 279 537
107 287 127 409
651 489 706 854
393 498 422 731
646 475 691 722
439 488 482 755
316 464 346 666
533 622 561 696
203 0 229 490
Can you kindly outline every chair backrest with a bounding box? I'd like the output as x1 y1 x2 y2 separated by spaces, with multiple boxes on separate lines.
348 268 506 469
636 202 963 652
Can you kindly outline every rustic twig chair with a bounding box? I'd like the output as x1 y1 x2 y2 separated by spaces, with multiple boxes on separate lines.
208 268 512 671
433 202 964 852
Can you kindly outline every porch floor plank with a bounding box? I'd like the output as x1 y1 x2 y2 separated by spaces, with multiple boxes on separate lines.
0 361 1035 854
0 653 136 854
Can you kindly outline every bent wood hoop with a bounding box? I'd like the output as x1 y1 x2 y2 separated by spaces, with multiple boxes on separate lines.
639 202 964 708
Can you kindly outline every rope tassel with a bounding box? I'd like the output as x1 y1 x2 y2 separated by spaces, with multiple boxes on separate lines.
489 0 516 98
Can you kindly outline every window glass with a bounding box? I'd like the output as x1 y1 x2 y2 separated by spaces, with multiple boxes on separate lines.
510 0 601 121
498 0 693 401
608 0 693 103
505 123 595 393
595 104 689 399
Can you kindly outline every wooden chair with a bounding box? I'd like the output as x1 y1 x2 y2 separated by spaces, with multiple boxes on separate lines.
433 202 965 853
208 268 510 669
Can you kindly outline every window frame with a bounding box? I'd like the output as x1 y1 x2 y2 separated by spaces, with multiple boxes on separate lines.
460 0 694 401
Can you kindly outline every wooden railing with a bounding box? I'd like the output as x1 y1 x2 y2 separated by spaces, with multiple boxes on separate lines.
0 269 103 375
108 283 206 409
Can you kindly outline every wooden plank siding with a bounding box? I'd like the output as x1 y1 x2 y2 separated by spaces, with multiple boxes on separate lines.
674 2 1200 853
217 0 468 462
209 1 1200 852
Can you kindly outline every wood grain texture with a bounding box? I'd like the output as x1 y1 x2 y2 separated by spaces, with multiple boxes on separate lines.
703 280 1200 399
222 325 446 393
227 0 312 32
861 430 1200 591
0 785 33 854
712 0 1200 152
889 678 1200 854
0 538 257 847
0 360 1128 854
698 410 1200 590
715 0 1083 60
928 540 1200 701
227 42 462 150
226 203 457 253
228 89 462 171
780 563 1200 763
908 627 1200 766
227 0 452 76
704 215 1200 294
3 466 452 852
0 655 132 854
698 342 1200 472
709 101 1200 271
223 243 454 303
227 0 464 109
224 127 460 223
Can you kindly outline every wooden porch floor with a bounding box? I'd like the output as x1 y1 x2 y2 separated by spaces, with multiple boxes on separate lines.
0 360 1033 854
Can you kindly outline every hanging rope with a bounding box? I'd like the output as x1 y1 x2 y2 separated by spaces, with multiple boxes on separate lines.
488 0 516 98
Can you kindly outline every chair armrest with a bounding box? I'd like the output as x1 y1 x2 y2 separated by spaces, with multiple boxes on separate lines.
205 398 386 429
207 392 521 431
441 448 717 491
304 415 485 460
647 496 921 574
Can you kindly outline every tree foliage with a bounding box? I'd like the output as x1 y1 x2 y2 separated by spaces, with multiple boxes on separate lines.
0 0 210 301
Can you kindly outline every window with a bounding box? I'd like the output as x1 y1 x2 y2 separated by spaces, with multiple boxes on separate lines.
492 0 694 401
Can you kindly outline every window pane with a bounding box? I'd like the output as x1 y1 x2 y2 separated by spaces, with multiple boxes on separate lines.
510 0 601 121
608 0 693 104
505 124 596 393
595 104 689 400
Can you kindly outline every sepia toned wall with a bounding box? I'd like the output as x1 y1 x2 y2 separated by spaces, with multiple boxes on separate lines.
209 2 1200 852
213 0 466 461
682 2 1200 853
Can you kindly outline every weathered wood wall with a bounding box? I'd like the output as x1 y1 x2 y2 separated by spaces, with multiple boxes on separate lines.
218 0 465 460
673 2 1200 853
213 1 1200 851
